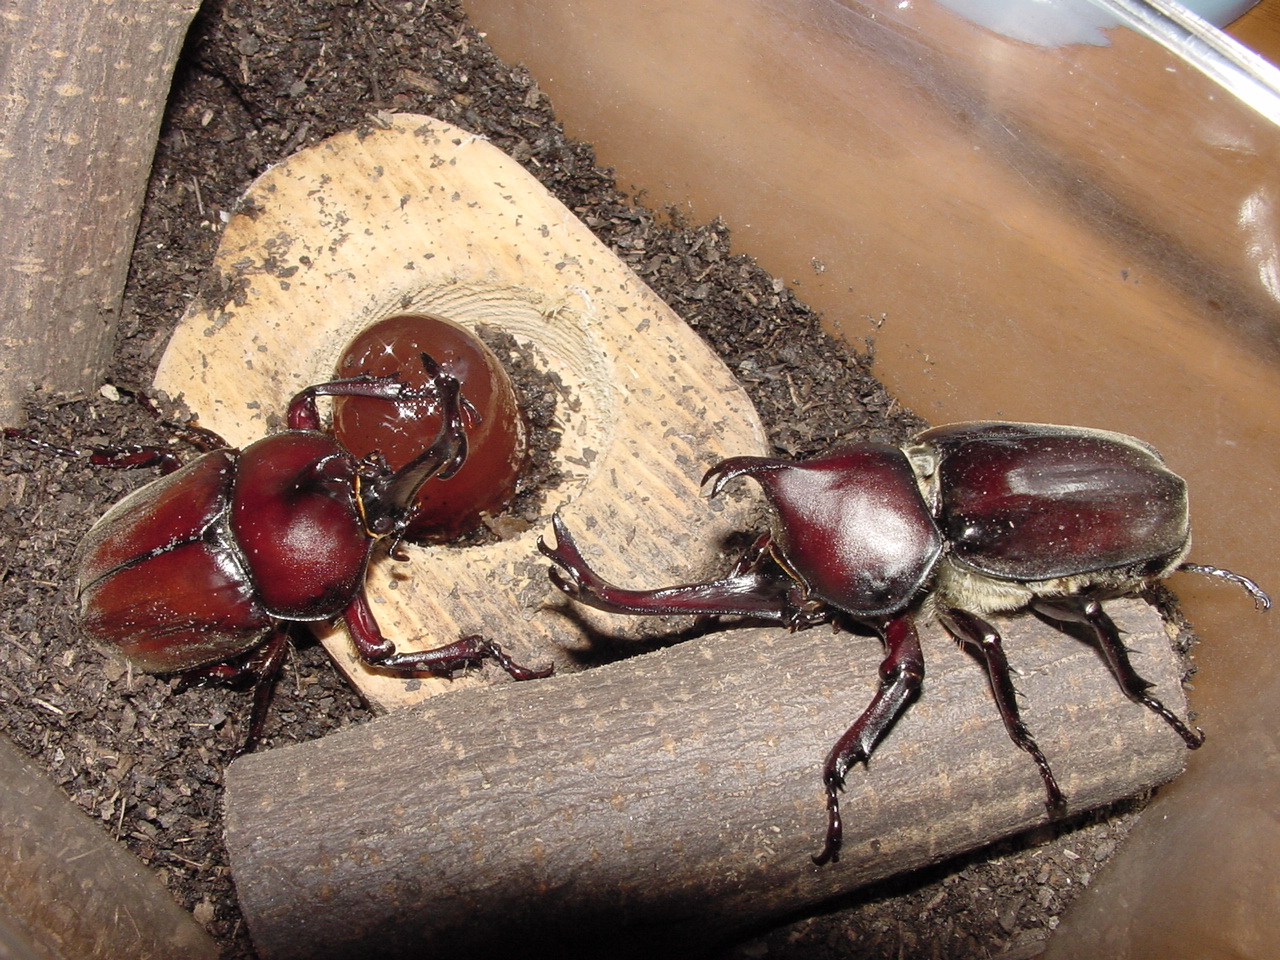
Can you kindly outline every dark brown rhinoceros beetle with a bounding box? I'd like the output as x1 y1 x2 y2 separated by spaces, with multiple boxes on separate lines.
75 354 549 750
538 421 1269 864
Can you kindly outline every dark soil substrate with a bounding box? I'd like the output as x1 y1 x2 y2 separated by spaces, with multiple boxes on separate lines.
0 1 1170 957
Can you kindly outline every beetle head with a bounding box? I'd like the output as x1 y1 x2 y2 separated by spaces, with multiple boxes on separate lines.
705 445 944 618
359 353 470 542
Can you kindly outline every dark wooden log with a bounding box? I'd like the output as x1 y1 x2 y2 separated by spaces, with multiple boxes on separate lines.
224 599 1190 960
0 0 200 424
0 735 218 959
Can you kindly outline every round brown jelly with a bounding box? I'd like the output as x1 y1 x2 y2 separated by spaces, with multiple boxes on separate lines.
332 314 527 542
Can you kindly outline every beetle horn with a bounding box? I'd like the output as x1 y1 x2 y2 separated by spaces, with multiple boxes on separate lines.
702 456 788 499
364 354 470 535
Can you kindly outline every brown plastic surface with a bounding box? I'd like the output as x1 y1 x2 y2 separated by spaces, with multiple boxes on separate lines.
461 2 1280 956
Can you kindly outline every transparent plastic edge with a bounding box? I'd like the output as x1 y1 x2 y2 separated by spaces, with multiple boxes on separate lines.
1087 0 1280 123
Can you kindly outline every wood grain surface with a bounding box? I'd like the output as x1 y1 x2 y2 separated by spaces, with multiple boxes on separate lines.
152 114 769 711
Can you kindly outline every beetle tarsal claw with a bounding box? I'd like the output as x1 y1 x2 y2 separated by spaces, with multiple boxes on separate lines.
473 636 555 681
813 771 847 866
537 516 596 600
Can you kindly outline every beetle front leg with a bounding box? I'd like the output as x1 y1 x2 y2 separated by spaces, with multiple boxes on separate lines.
287 353 461 434
85 412 234 473
938 608 1065 811
814 614 923 866
5 401 231 476
1032 597 1204 749
342 592 553 681
6 428 190 474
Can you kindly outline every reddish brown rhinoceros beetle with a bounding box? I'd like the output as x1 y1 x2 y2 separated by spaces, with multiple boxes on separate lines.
538 421 1270 864
75 354 549 750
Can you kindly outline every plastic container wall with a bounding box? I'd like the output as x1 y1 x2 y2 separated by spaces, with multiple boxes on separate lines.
460 1 1280 956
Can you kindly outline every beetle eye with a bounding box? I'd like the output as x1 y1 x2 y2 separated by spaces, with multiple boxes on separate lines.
368 516 396 537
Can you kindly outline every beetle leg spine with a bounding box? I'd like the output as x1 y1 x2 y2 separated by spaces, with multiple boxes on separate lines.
938 607 1065 809
1032 597 1205 749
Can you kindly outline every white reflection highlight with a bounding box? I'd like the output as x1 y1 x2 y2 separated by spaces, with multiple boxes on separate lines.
1239 188 1280 302
932 0 1118 46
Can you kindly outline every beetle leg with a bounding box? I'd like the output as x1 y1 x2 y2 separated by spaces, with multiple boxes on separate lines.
538 513 813 625
342 592 553 680
169 420 233 453
377 635 555 681
287 378 409 431
240 626 291 754
5 427 189 475
341 591 397 660
5 403 229 475
1031 597 1205 749
287 353 459 433
175 624 291 754
89 444 187 474
1178 563 1272 610
690 531 770 632
719 531 775 577
938 608 1065 811
814 614 923 866
3 428 81 460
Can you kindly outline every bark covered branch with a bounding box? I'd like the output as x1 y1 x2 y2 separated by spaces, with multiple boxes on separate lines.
0 0 200 423
225 598 1189 959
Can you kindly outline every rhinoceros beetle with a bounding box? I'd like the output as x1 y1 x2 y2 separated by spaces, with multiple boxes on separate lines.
74 353 550 751
538 421 1269 864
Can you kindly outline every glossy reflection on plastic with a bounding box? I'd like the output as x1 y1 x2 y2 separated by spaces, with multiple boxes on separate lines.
462 1 1280 957
933 0 1260 47
934 0 1117 45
